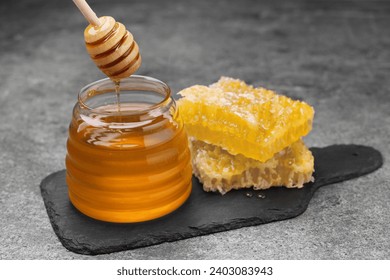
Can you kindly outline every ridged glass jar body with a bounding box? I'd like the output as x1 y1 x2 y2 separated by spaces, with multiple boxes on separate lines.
66 76 192 223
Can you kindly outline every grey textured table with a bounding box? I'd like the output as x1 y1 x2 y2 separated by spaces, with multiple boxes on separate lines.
0 0 389 259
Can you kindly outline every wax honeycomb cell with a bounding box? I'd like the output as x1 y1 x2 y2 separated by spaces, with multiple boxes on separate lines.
190 139 314 194
177 77 315 162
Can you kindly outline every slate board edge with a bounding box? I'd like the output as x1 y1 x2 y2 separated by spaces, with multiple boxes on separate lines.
40 172 72 253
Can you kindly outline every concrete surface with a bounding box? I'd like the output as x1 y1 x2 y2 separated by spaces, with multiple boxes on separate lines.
0 0 389 259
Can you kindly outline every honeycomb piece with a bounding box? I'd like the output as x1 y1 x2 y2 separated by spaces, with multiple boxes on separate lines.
177 77 315 162
190 139 314 194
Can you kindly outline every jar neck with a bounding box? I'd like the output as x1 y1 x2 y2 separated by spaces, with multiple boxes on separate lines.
76 76 176 127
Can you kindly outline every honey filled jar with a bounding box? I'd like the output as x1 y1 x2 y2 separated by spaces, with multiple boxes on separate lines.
66 76 192 223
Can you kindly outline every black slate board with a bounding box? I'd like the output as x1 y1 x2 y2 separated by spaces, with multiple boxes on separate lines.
40 145 382 255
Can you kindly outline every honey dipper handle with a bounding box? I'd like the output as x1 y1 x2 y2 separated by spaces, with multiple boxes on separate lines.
73 0 101 26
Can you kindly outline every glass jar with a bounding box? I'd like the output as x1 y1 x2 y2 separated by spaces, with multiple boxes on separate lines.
66 76 192 223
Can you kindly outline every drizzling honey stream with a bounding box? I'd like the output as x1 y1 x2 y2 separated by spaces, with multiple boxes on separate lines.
115 81 121 114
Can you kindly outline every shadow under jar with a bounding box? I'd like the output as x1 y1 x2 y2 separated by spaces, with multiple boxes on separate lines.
66 76 192 223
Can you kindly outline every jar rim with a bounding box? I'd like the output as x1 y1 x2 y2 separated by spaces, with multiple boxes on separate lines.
77 75 173 116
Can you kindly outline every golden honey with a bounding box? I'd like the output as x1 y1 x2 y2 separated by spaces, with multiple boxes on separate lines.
66 76 192 223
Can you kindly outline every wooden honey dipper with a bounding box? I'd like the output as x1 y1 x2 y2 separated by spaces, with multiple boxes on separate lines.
73 0 142 81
